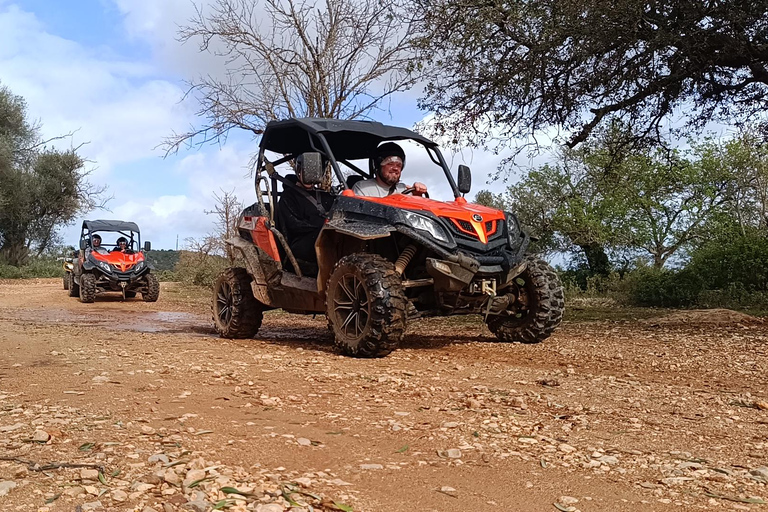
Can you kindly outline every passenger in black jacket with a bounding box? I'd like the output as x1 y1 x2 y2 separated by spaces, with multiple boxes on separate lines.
275 172 334 275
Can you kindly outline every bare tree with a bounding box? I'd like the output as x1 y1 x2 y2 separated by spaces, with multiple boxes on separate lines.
205 189 243 264
165 0 420 154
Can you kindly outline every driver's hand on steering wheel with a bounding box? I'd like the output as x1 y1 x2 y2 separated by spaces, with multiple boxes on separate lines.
411 182 428 196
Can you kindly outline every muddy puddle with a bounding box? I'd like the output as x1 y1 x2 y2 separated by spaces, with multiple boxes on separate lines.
1 307 214 336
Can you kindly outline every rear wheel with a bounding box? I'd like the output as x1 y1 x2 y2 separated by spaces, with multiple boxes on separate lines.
486 256 564 344
63 274 69 290
326 253 407 358
68 274 79 297
142 274 160 302
79 273 97 303
212 267 263 338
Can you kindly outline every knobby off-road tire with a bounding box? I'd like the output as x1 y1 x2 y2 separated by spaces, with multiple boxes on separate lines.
487 256 565 344
212 267 263 339
326 253 407 358
63 274 69 290
68 274 79 297
142 274 160 302
79 273 97 303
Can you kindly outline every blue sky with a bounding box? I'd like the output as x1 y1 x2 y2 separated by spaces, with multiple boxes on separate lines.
0 0 515 250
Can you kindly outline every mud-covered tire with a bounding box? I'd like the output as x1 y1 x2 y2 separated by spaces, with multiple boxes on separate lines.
124 291 137 299
212 267 263 339
79 273 97 303
326 253 407 358
63 274 69 290
68 274 79 297
142 274 160 302
486 256 564 344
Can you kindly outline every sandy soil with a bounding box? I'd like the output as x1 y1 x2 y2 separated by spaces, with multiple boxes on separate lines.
1 279 767 512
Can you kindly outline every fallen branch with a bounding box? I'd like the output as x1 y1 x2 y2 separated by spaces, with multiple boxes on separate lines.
0 456 105 473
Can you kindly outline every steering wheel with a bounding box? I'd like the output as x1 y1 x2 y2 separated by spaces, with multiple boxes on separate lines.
402 187 429 198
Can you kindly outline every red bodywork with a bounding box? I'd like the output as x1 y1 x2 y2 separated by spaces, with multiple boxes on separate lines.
241 215 281 261
351 193 505 244
85 250 145 271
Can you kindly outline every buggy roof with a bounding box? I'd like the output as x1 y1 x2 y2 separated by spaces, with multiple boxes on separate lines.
260 118 437 160
82 219 140 234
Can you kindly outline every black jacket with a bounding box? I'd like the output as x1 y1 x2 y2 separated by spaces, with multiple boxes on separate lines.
275 175 334 264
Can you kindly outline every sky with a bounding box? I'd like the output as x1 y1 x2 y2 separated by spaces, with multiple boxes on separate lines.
0 0 524 250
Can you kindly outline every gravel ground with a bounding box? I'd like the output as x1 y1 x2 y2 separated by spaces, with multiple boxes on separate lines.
0 279 766 512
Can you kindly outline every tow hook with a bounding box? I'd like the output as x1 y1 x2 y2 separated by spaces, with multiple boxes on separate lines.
120 281 127 300
471 279 497 321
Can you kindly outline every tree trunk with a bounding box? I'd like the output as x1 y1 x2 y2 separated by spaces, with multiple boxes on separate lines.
0 240 30 267
579 243 611 276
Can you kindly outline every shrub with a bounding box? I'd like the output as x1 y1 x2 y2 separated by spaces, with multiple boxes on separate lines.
626 267 704 307
173 251 229 287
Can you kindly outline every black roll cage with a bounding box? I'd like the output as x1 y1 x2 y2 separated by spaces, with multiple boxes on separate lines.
253 119 462 201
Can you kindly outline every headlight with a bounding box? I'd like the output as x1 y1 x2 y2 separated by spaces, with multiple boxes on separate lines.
505 212 521 247
402 211 451 243
134 261 145 271
98 261 112 273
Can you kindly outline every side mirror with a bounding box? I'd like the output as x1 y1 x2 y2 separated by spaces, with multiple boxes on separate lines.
297 152 324 185
144 241 151 252
79 239 87 250
457 165 472 194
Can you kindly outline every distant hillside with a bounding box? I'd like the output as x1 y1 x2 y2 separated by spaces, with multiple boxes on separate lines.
146 249 180 271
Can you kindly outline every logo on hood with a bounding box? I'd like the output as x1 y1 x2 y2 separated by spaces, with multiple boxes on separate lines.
472 214 483 222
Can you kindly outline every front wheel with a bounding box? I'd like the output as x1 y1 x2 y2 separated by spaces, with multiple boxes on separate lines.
79 273 97 303
68 274 79 297
486 256 564 344
141 274 160 302
212 267 263 338
326 253 407 358
63 274 69 290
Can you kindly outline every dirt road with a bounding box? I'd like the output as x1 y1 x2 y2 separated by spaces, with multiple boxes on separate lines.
1 279 767 512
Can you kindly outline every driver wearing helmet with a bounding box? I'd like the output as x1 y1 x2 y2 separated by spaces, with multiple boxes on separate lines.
352 142 428 198
91 234 108 254
112 237 129 253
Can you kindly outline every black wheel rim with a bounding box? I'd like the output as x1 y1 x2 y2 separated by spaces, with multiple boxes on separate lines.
216 281 233 325
333 273 370 340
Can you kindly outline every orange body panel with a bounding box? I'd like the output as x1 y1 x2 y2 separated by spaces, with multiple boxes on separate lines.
90 250 145 272
251 216 281 261
355 194 505 243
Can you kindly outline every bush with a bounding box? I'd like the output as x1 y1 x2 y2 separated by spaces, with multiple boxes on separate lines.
0 257 64 279
626 267 704 307
686 232 768 292
173 251 230 287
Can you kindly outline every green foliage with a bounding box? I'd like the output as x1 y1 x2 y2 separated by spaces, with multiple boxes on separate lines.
0 83 106 266
0 257 64 279
473 190 505 209
418 0 768 150
626 267 704 308
686 231 768 292
147 249 180 272
173 251 229 287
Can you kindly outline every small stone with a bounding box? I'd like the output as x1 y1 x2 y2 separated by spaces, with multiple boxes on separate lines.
446 449 462 459
163 469 181 485
111 489 128 502
558 443 577 454
511 397 527 409
141 426 156 435
32 430 50 442
467 398 482 409
0 481 17 496
438 486 458 497
0 423 26 432
297 437 312 446
598 455 619 465
80 469 100 481
63 486 84 497
255 504 285 512
661 477 694 486
755 400 768 411
84 485 99 495
750 467 768 481
360 464 384 470
81 501 104 511
182 500 210 512
559 496 579 505
295 477 312 487
148 454 169 464
142 508 160 512
132 483 155 493
184 469 206 484
442 422 460 428
92 375 109 384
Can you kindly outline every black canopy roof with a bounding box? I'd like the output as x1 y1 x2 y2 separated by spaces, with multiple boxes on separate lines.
82 219 140 234
260 118 437 160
